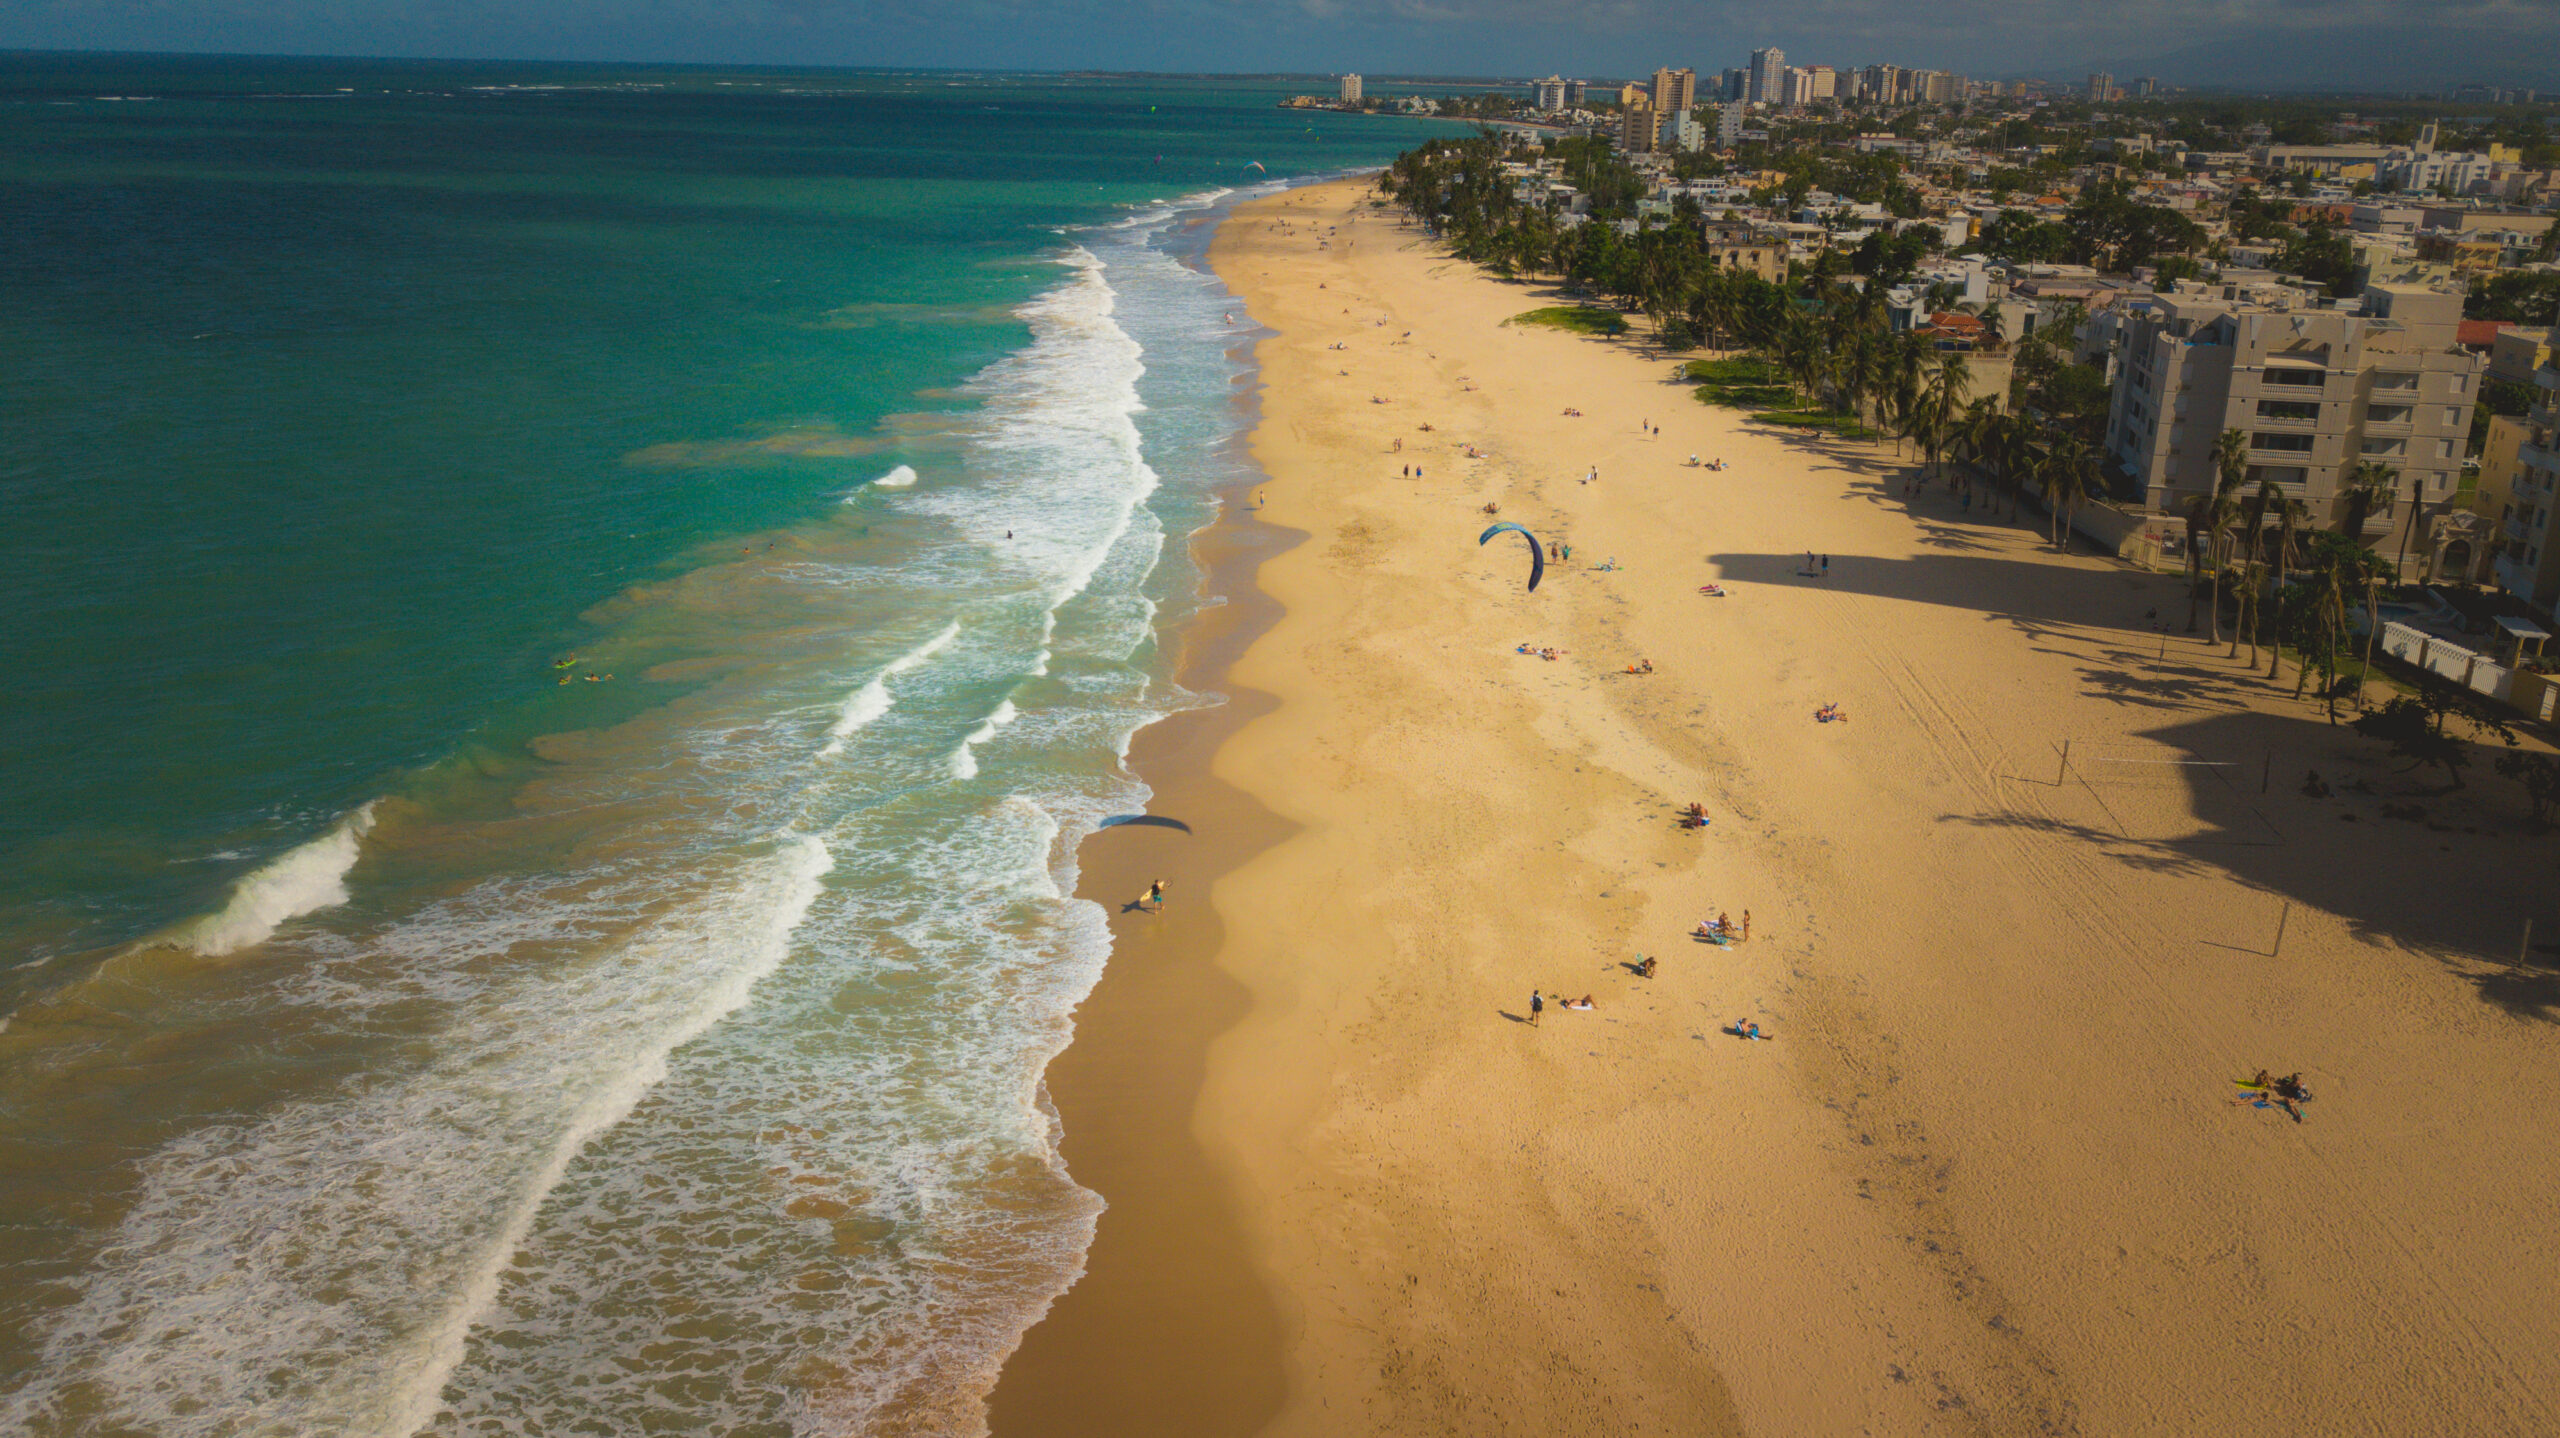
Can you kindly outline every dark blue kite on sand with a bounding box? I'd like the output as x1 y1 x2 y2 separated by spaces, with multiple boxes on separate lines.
1478 522 1544 592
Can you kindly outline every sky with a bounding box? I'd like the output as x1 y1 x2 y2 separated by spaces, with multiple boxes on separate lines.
3 0 2558 87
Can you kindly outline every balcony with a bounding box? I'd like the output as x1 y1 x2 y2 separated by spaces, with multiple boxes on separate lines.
2521 443 2557 475
2509 516 2533 546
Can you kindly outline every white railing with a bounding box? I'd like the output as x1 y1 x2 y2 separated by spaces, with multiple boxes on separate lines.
2382 620 2516 702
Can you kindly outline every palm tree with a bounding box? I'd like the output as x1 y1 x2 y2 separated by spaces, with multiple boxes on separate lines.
2264 492 2302 680
2335 460 2395 539
2199 428 2250 645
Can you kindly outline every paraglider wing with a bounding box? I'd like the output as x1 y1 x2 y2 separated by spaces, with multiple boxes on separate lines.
1477 521 1544 592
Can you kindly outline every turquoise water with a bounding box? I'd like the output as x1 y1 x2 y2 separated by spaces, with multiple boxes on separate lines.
0 55 1448 1434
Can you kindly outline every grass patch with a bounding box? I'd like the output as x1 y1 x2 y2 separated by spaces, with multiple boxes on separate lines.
1506 306 1627 336
1686 353 1807 411
1683 356 1784 385
1753 408 1875 439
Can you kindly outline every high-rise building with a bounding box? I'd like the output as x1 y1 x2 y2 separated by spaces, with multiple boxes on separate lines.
1565 79 1587 106
1718 102 1745 147
2493 321 2560 605
1652 66 1697 118
1619 82 1650 108
1620 97 1660 153
2134 76 2160 99
1798 65 1836 103
1749 47 1786 105
1721 68 1749 102
1924 72 1963 103
1859 65 1900 104
1534 76 1572 112
2107 285 2484 553
2087 72 2113 103
1340 74 1363 103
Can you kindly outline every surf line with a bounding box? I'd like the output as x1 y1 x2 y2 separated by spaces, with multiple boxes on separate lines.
817 619 962 759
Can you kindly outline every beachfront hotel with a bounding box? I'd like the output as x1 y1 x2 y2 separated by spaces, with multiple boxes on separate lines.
2104 282 2487 556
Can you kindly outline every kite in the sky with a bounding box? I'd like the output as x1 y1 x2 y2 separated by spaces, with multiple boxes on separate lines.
1478 522 1543 592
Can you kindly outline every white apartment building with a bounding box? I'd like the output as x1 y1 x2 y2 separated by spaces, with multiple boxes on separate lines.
1717 103 1745 147
1749 47 1785 105
1339 74 1362 103
1534 76 1570 111
2493 326 2560 608
2105 284 2486 553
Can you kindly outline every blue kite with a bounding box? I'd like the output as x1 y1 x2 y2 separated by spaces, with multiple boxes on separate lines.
1478 522 1544 592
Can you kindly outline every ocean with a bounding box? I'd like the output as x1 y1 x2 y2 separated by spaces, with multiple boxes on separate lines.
0 54 1452 1435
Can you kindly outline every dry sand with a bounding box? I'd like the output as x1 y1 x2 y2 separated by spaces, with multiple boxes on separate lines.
991 177 2560 1438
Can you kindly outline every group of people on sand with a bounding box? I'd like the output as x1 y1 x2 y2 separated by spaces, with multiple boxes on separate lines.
1695 910 1747 941
1677 802 1711 831
1517 643 1565 661
2232 1069 2312 1122
1686 455 1729 470
1625 657 1654 675
1546 541 1573 562
1815 703 1849 723
1560 406 1583 417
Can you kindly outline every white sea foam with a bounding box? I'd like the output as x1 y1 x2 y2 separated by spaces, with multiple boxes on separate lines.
871 464 919 488
949 698 1019 779
174 804 376 956
8 835 834 1438
817 619 960 758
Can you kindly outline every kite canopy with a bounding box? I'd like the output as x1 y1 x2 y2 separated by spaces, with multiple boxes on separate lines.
1247 160 1267 172
1478 522 1544 592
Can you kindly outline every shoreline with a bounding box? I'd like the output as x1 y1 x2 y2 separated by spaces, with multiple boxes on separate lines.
990 174 2560 1437
983 280 1304 1437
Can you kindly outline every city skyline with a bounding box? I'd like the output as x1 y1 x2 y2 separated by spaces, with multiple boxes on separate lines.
5 1 2559 92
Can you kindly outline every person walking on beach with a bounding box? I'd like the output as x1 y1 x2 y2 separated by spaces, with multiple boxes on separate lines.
1142 879 1166 912
1820 554 1830 576
1529 990 1543 1026
1741 909 1751 941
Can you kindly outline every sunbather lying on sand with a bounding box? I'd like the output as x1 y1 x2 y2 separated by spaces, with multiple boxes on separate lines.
1815 703 1849 723
1697 583 1726 597
1563 996 1595 1010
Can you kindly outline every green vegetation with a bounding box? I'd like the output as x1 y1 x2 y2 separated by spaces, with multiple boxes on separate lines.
1507 306 1627 336
1686 356 1869 435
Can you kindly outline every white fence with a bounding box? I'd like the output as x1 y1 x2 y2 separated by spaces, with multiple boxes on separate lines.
2380 621 2515 702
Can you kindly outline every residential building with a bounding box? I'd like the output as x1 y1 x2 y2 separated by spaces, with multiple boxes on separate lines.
1652 66 1696 118
1717 102 1745 148
1749 47 1786 105
2088 73 2114 103
1534 76 1572 112
2135 77 2160 98
1339 74 1362 103
1670 110 1709 152
1858 65 1900 104
2490 327 2554 387
2495 325 2560 606
1619 82 1651 108
1720 68 1748 102
1621 98 1660 153
2104 284 2487 563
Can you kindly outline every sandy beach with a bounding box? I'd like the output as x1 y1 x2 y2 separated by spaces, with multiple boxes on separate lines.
993 176 2560 1437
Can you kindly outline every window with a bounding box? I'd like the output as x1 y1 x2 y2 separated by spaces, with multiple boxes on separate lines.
2264 367 2326 387
2437 437 2454 459
2444 408 2460 428
2257 399 2321 421
2253 431 2315 452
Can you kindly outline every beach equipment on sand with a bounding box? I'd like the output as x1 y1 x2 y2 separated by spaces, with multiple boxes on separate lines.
1477 522 1544 592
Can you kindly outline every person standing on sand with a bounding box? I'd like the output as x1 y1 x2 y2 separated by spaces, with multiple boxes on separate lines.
1144 879 1166 911
1742 910 1751 941
1529 990 1543 1026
